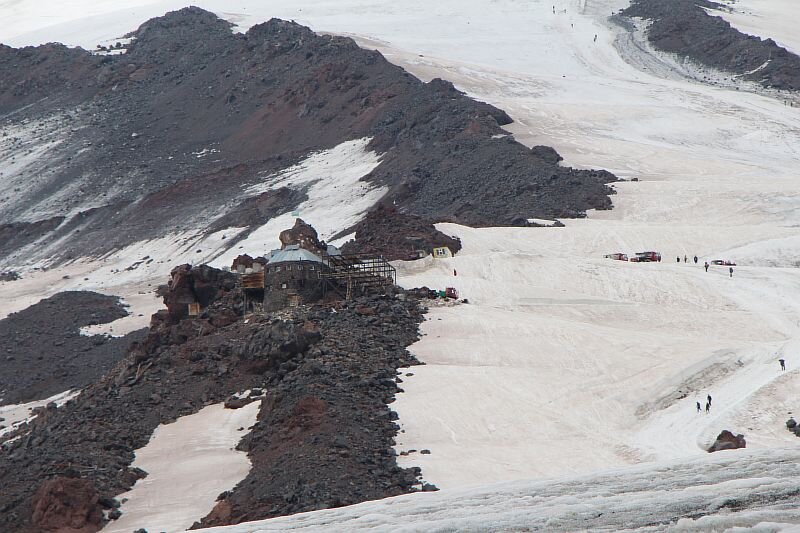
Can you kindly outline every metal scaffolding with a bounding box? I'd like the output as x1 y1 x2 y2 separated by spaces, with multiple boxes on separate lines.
319 253 396 299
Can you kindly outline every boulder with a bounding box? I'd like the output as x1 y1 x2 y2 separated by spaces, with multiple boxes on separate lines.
707 430 746 453
279 218 326 253
31 477 104 533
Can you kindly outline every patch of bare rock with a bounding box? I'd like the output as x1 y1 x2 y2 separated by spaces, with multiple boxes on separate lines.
0 291 145 406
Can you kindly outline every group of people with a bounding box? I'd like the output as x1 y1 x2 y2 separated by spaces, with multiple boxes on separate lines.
696 394 713 414
677 254 734 277
695 359 787 414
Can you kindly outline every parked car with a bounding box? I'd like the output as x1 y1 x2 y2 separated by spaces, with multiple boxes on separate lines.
630 251 661 262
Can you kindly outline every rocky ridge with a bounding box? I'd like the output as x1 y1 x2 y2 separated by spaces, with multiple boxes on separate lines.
0 264 427 532
0 7 616 266
622 0 800 91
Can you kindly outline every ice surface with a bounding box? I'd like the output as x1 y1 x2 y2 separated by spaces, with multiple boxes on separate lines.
195 447 800 532
103 401 261 533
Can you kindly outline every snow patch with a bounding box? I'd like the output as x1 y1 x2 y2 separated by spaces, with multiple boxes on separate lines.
211 137 384 267
0 390 80 438
104 401 261 533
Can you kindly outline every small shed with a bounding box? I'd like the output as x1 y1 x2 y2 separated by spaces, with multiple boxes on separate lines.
432 246 453 259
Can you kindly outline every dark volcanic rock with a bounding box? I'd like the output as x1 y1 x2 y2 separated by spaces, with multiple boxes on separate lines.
157 263 237 323
0 8 616 265
622 0 800 91
194 296 425 528
0 265 426 532
707 430 746 452
339 204 462 261
0 291 146 405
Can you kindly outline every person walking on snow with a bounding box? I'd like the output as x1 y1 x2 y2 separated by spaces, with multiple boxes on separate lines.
696 401 701 413
707 394 712 406
704 261 709 272
693 255 698 264
780 358 786 371
729 266 734 277
705 401 711 413
684 255 688 263
677 256 681 263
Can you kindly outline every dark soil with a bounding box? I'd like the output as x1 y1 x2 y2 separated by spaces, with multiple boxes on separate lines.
0 265 426 532
622 0 800 91
0 8 616 265
0 291 146 405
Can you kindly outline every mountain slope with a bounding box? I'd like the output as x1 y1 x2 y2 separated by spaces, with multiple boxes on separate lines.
0 7 616 268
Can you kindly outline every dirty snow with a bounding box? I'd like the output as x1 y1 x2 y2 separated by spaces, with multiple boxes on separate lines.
196 447 800 532
104 401 261 533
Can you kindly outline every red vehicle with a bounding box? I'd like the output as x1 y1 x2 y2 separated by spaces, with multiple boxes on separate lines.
604 253 629 261
445 287 459 299
630 251 661 262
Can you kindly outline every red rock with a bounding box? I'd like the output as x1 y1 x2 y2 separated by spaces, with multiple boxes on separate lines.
31 477 104 533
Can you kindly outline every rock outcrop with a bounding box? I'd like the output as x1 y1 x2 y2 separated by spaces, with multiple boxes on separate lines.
30 477 104 533
339 204 462 260
622 0 800 91
707 430 746 452
279 218 328 253
0 265 426 532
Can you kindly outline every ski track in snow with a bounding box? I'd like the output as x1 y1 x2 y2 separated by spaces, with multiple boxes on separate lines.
2 0 800 529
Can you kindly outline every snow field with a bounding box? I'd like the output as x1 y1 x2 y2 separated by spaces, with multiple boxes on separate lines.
393 221 800 486
104 400 261 533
